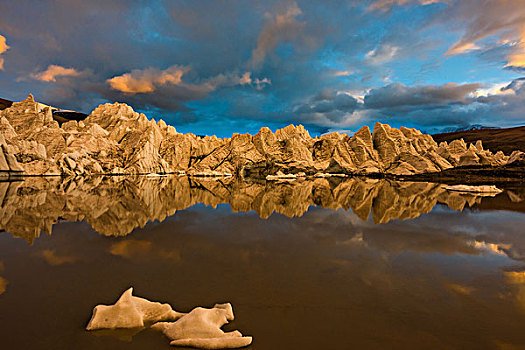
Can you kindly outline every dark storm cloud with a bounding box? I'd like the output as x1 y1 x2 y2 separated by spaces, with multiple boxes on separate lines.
294 92 359 124
285 77 523 134
472 77 525 125
501 77 525 94
358 78 525 132
0 1 181 104
0 0 405 123
364 82 481 108
0 0 324 113
0 0 523 136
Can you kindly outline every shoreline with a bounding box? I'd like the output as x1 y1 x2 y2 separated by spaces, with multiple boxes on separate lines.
2 170 524 186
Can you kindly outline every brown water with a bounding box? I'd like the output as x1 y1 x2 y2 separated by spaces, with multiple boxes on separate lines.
1 176 525 349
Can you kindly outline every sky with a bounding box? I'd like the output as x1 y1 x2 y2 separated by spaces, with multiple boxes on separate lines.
0 0 524 137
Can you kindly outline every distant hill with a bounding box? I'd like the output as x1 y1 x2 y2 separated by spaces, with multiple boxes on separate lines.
432 126 525 155
0 97 13 110
443 124 499 133
52 110 88 123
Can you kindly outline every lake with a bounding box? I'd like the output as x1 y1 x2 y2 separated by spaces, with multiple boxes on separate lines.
1 176 525 349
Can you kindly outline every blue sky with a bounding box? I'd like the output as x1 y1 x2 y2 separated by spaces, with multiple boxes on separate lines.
0 0 524 137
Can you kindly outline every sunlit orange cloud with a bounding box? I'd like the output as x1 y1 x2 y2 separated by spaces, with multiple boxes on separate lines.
239 72 272 86
0 34 10 70
31 64 83 82
107 65 190 94
504 271 525 313
0 262 6 295
109 66 270 95
109 239 181 262
470 240 510 255
109 239 152 258
0 277 6 295
39 249 78 266
446 283 474 295
443 1 525 69
369 0 446 12
445 42 480 55
239 72 252 85
250 1 304 68
505 26 525 69
333 70 352 77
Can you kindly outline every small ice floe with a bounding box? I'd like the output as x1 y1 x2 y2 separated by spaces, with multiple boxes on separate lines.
443 184 503 195
145 173 168 177
86 288 183 330
152 303 252 349
266 170 297 180
313 173 347 178
86 288 252 349
189 171 233 177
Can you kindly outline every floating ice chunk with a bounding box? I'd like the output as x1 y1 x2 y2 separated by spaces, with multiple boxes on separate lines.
86 287 184 330
443 184 503 194
152 303 252 349
266 170 297 181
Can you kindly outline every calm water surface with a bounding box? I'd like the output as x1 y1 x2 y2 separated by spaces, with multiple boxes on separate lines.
1 176 525 349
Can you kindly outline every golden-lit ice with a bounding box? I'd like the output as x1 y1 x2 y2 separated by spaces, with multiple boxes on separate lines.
152 303 253 349
86 288 252 348
443 184 503 194
85 287 183 330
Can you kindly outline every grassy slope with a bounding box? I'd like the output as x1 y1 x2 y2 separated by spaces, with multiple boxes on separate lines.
432 126 525 155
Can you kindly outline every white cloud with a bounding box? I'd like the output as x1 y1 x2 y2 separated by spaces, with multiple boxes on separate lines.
365 44 399 65
470 81 515 98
